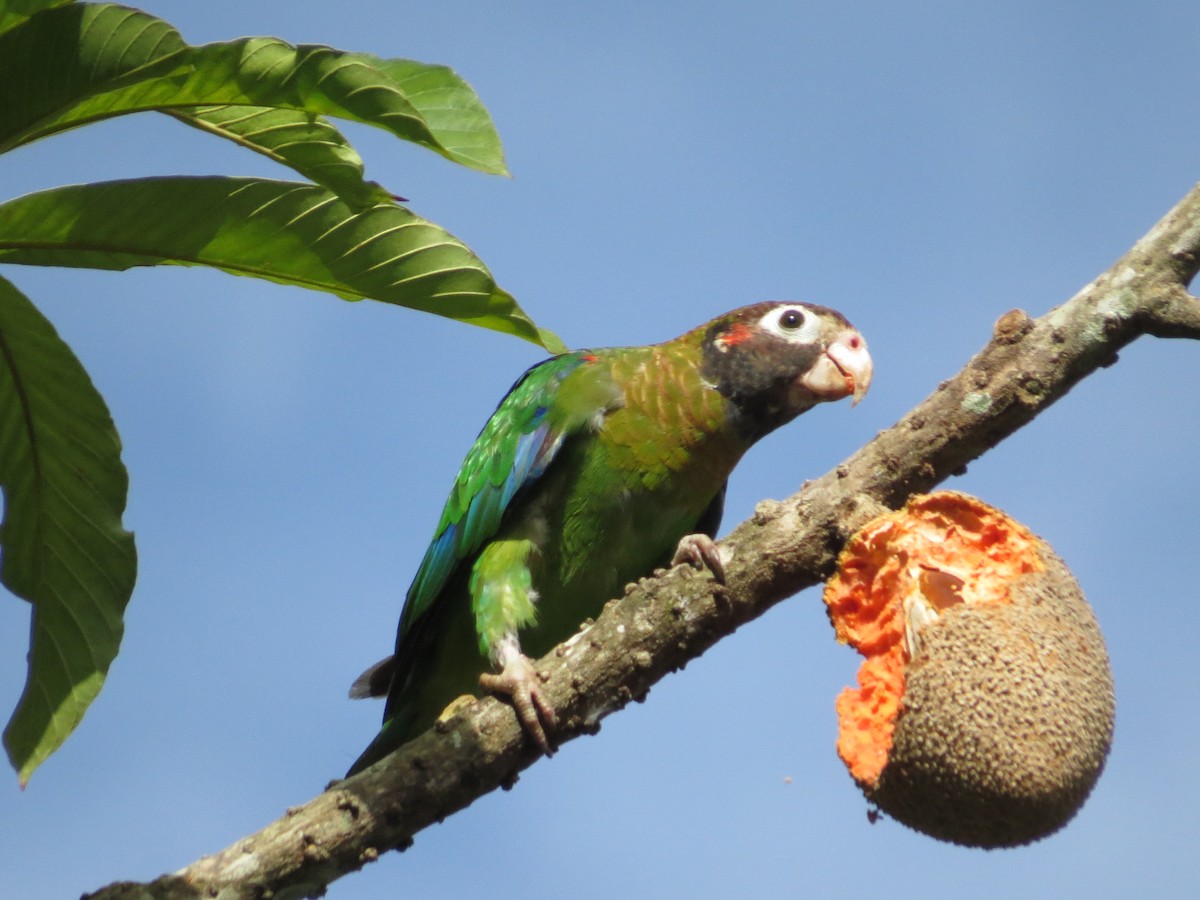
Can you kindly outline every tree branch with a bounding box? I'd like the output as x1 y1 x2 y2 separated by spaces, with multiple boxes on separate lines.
86 182 1200 900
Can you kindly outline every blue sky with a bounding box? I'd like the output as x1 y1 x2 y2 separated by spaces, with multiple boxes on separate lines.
3 2 1199 897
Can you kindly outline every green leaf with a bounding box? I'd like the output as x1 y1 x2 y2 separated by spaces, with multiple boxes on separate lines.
0 176 561 350
369 56 508 176
0 274 136 786
165 105 395 209
0 0 75 37
536 327 569 356
0 4 190 153
0 4 508 178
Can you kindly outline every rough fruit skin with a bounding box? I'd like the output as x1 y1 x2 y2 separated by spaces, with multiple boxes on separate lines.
873 544 1113 847
826 492 1115 848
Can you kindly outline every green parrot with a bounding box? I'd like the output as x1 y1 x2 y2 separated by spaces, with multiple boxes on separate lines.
346 302 872 775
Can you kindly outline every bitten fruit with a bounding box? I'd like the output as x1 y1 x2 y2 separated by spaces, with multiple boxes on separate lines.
824 491 1115 848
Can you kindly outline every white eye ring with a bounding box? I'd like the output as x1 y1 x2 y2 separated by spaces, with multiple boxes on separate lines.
758 305 822 344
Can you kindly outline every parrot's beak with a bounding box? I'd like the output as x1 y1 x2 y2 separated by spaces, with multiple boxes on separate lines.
828 330 873 406
801 329 873 406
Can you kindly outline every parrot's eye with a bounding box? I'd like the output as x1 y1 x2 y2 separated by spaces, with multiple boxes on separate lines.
758 304 821 343
778 308 806 330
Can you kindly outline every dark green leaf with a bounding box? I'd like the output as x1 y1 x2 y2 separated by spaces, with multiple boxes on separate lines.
0 4 508 178
0 0 75 35
0 3 189 153
165 105 395 209
0 274 136 785
0 176 563 350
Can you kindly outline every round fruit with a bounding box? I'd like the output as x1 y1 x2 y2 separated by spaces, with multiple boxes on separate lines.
824 491 1115 848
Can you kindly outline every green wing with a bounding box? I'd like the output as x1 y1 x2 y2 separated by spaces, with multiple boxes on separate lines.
409 353 625 632
352 351 621 700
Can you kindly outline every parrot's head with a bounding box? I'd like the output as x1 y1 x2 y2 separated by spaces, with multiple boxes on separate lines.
698 301 873 438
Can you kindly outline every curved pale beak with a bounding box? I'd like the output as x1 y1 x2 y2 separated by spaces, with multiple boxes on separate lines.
801 329 873 406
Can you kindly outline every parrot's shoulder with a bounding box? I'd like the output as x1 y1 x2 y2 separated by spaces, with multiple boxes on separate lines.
446 350 624 524
400 350 625 635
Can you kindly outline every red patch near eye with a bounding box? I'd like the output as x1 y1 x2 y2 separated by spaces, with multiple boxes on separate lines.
718 323 754 346
581 353 599 363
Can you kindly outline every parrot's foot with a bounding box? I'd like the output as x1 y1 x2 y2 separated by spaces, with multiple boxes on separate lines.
480 654 557 755
671 533 727 584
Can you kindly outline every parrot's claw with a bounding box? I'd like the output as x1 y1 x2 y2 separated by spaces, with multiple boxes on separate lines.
671 533 726 584
480 655 557 755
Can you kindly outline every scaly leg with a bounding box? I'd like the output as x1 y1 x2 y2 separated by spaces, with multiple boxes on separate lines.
479 635 557 755
671 532 727 584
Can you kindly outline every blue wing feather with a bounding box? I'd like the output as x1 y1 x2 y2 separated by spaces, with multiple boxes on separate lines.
392 353 616 654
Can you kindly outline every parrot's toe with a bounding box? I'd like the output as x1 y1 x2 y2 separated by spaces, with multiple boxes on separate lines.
671 533 727 584
480 655 557 755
